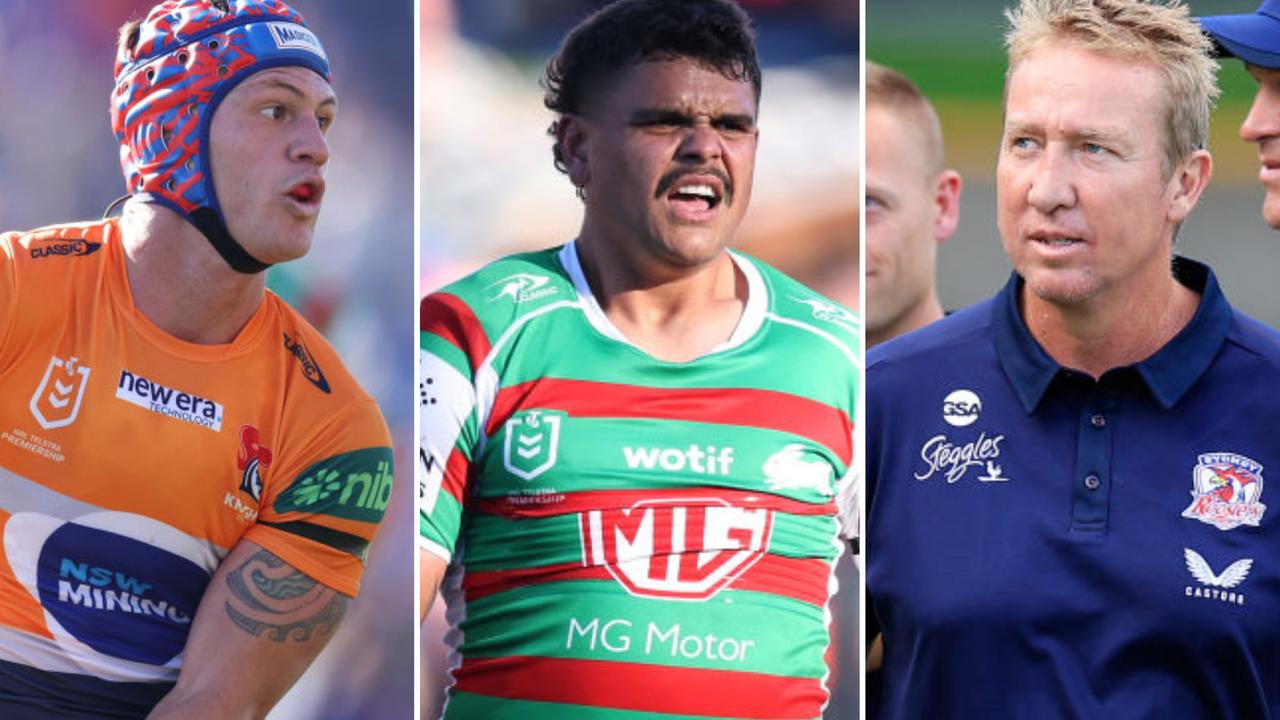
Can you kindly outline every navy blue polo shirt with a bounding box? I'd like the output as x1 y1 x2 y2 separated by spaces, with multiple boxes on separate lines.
867 258 1280 719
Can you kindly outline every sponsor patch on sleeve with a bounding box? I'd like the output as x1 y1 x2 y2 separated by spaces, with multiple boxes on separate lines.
273 446 394 524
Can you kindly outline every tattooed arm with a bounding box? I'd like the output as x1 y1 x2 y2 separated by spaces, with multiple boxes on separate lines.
147 540 349 720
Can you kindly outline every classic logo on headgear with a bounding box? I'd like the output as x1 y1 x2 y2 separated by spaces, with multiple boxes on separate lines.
109 0 331 274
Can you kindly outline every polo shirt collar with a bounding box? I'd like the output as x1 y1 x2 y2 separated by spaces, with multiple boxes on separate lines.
991 256 1232 414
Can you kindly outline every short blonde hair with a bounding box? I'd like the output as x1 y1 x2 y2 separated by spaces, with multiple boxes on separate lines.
1004 0 1219 175
866 60 946 178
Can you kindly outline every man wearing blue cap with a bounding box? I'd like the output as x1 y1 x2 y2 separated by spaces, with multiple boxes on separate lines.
1201 2 1280 229
0 1 393 717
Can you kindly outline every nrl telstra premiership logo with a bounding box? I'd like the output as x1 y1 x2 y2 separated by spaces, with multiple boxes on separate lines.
503 409 566 481
30 355 91 430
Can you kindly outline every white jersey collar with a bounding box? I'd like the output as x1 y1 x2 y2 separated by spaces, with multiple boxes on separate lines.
558 240 767 359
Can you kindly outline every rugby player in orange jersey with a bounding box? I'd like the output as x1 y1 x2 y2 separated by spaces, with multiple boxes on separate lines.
0 1 393 717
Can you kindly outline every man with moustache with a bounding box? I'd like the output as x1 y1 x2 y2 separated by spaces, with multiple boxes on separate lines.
867 0 1280 717
0 1 392 717
418 0 859 716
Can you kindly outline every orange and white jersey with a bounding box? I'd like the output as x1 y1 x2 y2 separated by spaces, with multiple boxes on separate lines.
0 219 392 706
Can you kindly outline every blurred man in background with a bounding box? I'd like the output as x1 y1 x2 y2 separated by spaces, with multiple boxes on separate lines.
865 60 962 348
868 0 1280 717
0 1 394 717
419 0 858 717
1200 1 1280 230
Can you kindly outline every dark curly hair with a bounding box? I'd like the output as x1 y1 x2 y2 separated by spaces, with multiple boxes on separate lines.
543 0 761 175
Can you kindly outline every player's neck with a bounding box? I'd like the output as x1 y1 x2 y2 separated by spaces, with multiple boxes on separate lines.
868 293 944 349
1021 269 1199 380
119 202 267 345
574 234 746 363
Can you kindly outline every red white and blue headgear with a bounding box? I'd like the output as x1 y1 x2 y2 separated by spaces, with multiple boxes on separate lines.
110 0 331 273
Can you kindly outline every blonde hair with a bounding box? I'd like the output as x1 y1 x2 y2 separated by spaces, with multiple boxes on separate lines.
866 60 946 178
1004 0 1219 174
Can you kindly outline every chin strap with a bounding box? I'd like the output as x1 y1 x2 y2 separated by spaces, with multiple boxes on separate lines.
190 207 271 274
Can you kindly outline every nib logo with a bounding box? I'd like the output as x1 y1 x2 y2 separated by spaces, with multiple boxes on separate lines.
30 355 91 430
237 425 273 502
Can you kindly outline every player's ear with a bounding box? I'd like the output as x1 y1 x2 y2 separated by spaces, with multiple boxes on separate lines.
557 114 591 190
1167 148 1211 224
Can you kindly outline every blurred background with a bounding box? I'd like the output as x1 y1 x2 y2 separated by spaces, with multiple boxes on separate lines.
0 1 415 717
419 0 859 718
868 0 1280 325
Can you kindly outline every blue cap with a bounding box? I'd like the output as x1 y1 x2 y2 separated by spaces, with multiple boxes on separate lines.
1200 0 1280 69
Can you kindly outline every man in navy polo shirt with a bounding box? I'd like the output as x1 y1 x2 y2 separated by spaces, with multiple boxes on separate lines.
867 0 1280 717
1200 2 1280 230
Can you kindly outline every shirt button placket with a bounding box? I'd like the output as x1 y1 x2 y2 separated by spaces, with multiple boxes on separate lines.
1071 393 1114 535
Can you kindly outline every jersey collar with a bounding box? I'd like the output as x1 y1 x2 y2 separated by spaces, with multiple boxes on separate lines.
558 240 767 359
991 256 1233 413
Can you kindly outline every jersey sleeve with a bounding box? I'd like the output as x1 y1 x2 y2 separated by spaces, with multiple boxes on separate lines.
419 293 487 562
243 397 393 598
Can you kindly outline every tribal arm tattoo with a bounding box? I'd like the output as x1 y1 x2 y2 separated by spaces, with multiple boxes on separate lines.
223 548 349 642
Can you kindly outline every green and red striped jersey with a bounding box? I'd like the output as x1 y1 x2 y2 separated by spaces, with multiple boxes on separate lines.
419 242 860 719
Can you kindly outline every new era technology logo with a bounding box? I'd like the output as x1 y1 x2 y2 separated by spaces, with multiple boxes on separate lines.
29 356 91 430
115 369 223 432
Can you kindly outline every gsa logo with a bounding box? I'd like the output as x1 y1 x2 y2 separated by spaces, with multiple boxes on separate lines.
943 389 981 427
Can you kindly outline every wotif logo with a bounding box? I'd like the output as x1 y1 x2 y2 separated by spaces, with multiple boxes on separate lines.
489 273 558 303
622 444 734 476
943 389 981 427
580 497 772 600
115 370 223 431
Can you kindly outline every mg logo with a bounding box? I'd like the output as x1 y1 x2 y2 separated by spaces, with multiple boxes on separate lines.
503 410 565 481
580 497 773 600
30 355 91 430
